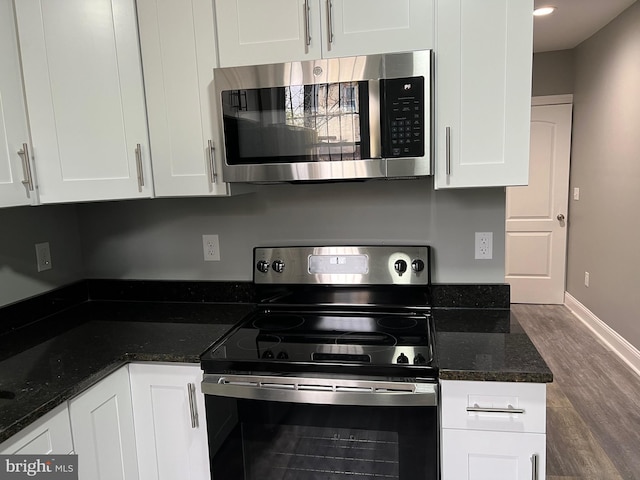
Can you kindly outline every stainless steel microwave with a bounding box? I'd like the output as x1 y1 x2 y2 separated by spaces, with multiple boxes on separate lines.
213 50 433 183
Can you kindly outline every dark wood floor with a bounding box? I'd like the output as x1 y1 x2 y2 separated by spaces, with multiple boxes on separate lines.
512 304 640 480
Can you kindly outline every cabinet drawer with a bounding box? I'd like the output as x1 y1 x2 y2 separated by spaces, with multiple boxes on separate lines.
0 403 73 454
441 380 546 433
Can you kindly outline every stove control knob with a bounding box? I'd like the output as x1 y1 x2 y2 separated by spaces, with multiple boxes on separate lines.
394 259 407 274
412 259 425 273
262 350 274 359
272 260 285 273
256 260 270 273
396 353 409 364
414 353 426 364
277 351 289 360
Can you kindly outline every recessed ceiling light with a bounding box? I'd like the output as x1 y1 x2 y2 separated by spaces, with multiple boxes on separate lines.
533 6 556 16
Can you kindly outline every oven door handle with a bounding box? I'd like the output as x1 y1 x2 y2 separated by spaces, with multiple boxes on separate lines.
201 374 438 407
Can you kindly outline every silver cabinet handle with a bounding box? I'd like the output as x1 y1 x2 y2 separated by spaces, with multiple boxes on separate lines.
466 403 525 414
17 143 34 191
135 143 144 190
531 453 539 480
187 383 199 428
207 140 217 184
557 213 565 221
445 126 451 175
326 0 334 45
303 0 311 50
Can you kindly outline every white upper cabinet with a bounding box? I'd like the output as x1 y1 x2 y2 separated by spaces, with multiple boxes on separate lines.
215 0 434 67
137 0 229 197
0 0 36 208
14 0 153 203
434 0 534 189
320 0 434 59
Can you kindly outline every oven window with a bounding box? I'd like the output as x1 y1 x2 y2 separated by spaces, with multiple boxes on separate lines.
206 397 438 479
221 82 370 165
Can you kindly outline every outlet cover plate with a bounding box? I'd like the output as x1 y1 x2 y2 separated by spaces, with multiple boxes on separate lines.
203 234 220 261
35 242 52 272
475 232 493 260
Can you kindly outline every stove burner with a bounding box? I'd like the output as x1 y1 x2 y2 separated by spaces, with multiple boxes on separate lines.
236 334 281 351
376 316 419 330
252 314 305 331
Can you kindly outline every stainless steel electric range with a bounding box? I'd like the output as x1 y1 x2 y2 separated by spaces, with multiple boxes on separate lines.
201 246 439 479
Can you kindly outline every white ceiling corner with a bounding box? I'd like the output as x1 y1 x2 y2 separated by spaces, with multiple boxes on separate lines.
533 0 637 52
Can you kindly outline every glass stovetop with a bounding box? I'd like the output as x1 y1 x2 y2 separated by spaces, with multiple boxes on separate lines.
202 309 435 373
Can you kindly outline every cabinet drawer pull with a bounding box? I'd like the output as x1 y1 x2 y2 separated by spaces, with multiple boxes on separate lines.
303 0 311 50
187 382 199 428
135 143 144 190
208 140 217 184
531 453 539 480
326 0 334 45
466 403 525 414
445 126 451 175
18 143 34 192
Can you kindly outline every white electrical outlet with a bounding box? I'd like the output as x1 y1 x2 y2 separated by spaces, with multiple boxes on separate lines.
584 271 590 287
474 232 493 260
573 187 580 200
202 234 220 261
35 242 52 272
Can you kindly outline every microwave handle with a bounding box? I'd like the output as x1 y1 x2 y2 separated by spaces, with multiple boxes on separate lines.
368 79 382 159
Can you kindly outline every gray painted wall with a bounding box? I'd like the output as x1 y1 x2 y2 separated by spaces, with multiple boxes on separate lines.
78 178 506 284
532 50 575 96
0 205 84 306
567 1 640 348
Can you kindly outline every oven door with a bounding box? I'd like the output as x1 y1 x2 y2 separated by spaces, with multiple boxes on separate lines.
202 374 439 479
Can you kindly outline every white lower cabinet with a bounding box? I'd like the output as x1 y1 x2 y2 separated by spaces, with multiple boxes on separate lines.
441 380 546 480
0 403 73 454
442 429 545 480
69 366 139 480
129 363 210 480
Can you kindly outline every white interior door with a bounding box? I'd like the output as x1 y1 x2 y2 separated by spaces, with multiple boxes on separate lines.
505 99 572 304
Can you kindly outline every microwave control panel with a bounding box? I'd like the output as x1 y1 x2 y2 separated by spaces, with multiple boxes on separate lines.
380 76 425 158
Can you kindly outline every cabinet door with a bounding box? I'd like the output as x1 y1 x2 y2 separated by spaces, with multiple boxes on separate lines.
137 0 229 197
215 0 322 66
69 366 139 480
129 363 210 480
0 0 35 207
14 0 153 203
321 0 434 58
435 0 533 188
442 429 545 480
0 403 73 455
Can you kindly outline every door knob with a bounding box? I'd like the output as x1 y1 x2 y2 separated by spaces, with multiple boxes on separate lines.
557 214 565 221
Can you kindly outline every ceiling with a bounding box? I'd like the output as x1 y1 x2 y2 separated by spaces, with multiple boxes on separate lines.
533 0 637 52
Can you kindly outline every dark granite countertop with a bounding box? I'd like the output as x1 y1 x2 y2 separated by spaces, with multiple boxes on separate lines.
0 281 552 445
0 300 254 444
434 308 553 383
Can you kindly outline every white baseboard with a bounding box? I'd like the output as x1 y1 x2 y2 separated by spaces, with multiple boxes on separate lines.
565 292 640 377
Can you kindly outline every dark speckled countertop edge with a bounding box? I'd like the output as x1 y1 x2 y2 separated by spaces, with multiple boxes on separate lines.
439 370 553 383
0 353 206 444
